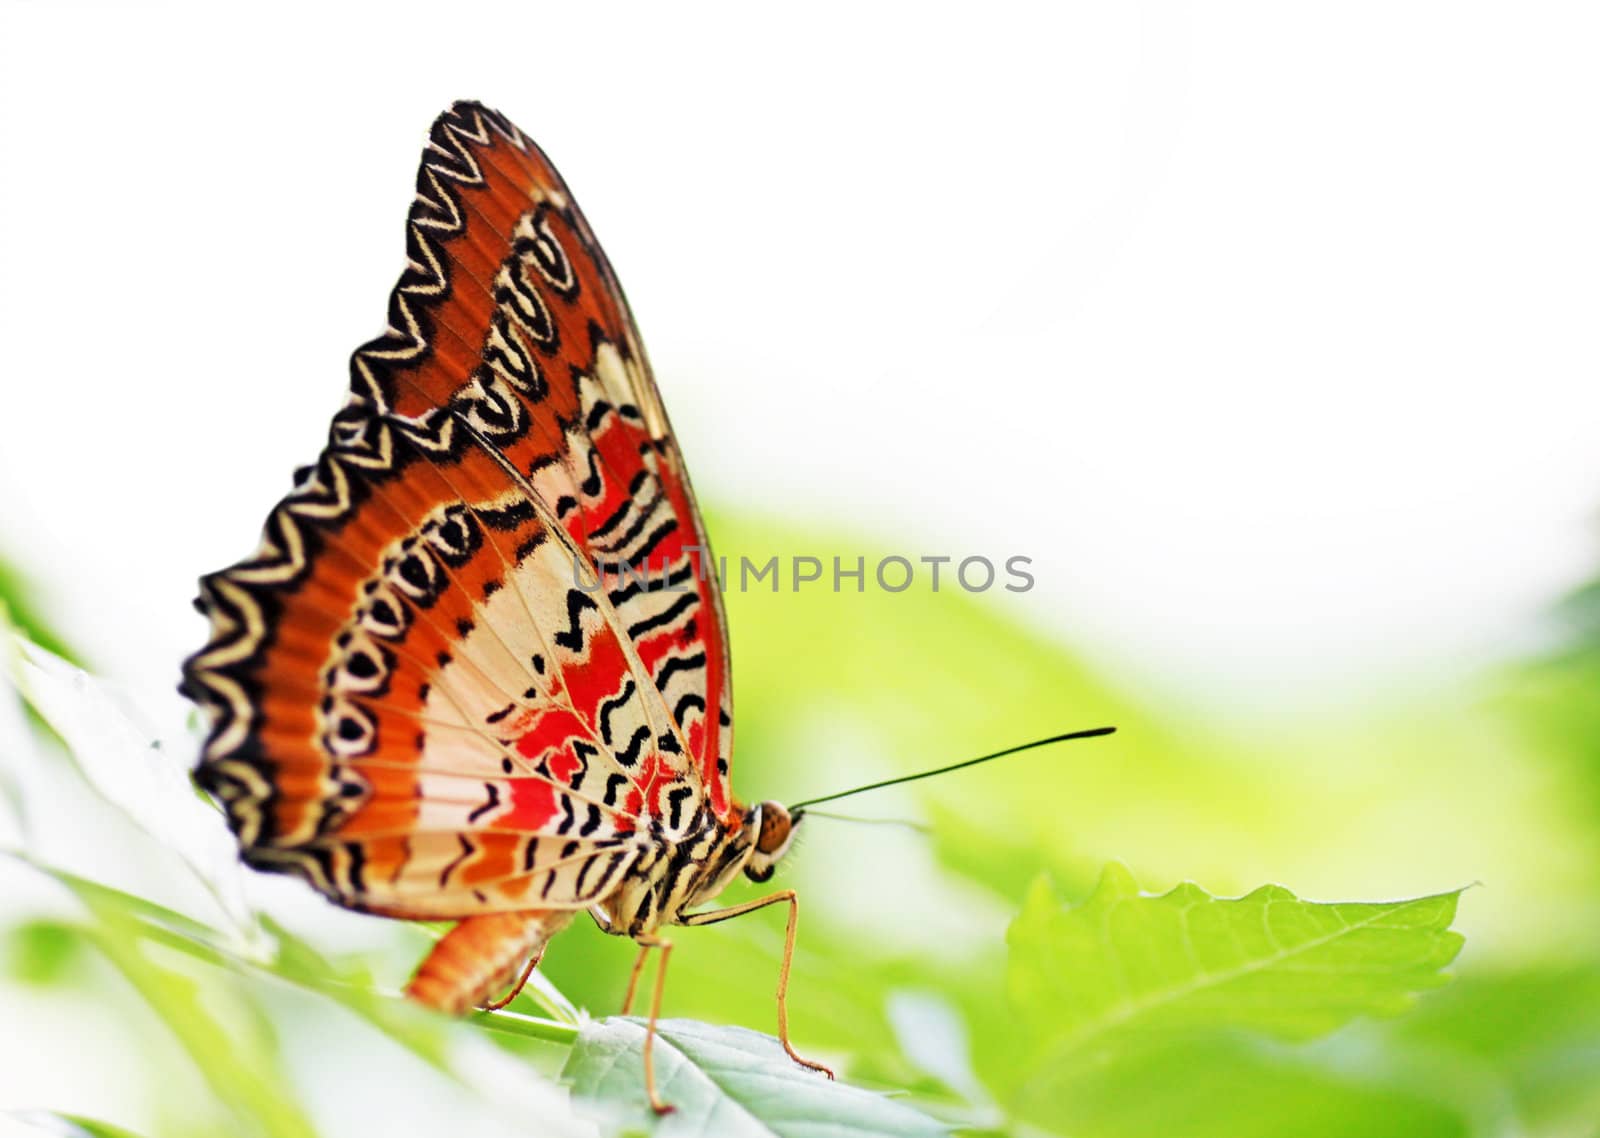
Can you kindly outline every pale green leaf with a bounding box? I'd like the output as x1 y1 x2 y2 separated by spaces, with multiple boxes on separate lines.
1008 1030 1473 1138
8 633 259 946
1392 964 1600 1133
1008 863 1466 1062
885 991 991 1109
7 1111 149 1138
564 1017 947 1137
82 903 320 1138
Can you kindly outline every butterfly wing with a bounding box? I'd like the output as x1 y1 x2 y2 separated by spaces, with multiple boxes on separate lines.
182 101 735 918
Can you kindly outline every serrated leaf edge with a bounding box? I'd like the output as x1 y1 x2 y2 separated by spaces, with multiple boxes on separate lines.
1014 866 1466 1074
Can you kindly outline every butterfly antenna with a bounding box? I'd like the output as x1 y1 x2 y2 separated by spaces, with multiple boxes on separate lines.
798 810 933 834
788 726 1116 812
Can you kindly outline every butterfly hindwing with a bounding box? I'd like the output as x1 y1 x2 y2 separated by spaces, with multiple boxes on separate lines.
183 101 734 916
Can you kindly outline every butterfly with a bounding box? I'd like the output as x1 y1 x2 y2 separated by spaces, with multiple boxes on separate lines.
180 100 828 1112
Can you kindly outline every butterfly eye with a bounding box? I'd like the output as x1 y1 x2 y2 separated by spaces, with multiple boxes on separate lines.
755 801 793 856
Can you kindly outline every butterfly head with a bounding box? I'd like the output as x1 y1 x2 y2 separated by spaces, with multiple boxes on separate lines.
742 801 801 883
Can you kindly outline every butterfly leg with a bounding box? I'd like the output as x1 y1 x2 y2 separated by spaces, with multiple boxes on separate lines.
620 942 651 1016
479 947 544 1012
633 935 676 1115
682 890 834 1079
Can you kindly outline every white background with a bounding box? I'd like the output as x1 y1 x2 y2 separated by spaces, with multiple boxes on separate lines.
3 2 1598 717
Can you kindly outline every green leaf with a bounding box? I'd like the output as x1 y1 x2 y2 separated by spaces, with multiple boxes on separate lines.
2 919 86 985
1002 865 1470 1135
11 854 502 1091
1008 864 1465 1063
1006 1030 1473 1138
563 1017 948 1137
1392 963 1600 1133
9 635 259 942
8 1111 150 1138
82 903 320 1138
469 1008 580 1046
0 555 81 666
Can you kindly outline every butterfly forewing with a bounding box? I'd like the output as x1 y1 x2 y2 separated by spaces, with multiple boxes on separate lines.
182 101 734 917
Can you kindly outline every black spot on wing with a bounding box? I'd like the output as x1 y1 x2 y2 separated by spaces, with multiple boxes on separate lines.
628 518 679 567
440 835 474 886
654 651 707 692
666 785 694 831
626 590 695 640
580 446 603 497
466 782 500 823
615 725 651 768
597 679 637 745
475 499 537 532
514 530 548 562
345 841 367 893
569 740 598 788
553 589 599 651
486 702 516 725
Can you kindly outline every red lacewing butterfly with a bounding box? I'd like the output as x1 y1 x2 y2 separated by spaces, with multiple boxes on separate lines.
180 101 1113 1112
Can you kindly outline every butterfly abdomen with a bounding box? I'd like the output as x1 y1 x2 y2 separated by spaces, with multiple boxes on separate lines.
406 910 574 1015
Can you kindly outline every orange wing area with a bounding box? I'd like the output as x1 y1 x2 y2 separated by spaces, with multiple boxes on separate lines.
182 102 734 917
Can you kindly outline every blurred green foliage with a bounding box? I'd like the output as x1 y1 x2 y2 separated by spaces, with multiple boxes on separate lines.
2 510 1598 1136
0 555 79 667
1501 579 1600 827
